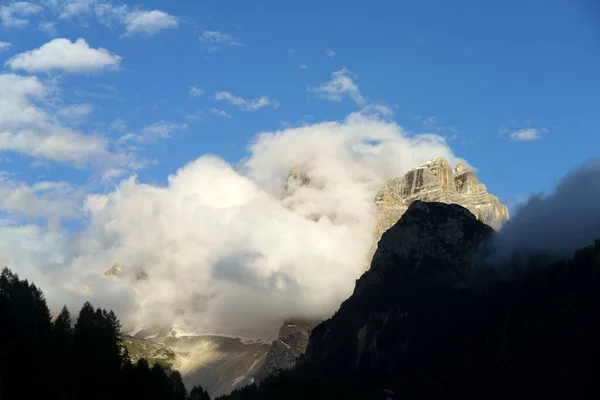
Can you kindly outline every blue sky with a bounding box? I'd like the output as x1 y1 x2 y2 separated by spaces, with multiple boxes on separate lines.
1 0 598 208
0 0 599 331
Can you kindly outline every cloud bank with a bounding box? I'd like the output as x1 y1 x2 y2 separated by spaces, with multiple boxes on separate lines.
1 111 467 338
496 159 600 260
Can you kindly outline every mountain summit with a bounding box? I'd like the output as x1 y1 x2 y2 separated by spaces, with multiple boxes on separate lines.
370 157 508 264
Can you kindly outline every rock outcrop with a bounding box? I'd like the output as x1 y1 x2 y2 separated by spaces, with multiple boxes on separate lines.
254 319 318 384
370 157 508 264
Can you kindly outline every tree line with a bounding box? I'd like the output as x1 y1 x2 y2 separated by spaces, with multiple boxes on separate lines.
0 267 210 400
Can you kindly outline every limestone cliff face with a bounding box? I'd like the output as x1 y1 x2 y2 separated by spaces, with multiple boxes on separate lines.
371 157 508 264
254 319 318 385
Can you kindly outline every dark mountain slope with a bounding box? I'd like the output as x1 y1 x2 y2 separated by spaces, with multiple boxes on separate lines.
221 201 600 400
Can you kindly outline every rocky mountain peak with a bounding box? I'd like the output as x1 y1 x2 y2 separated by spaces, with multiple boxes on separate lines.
370 157 508 266
103 264 124 278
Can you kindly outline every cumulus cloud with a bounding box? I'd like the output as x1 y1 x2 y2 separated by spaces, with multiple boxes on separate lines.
325 49 335 58
507 128 547 142
214 91 275 112
309 68 365 106
6 38 122 73
495 160 600 260
0 2 43 28
1 110 467 338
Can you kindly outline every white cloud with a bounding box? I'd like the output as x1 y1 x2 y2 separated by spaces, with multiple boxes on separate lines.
57 103 93 122
423 116 438 126
59 1 93 19
299 64 307 69
325 49 335 58
210 107 231 118
507 128 547 142
6 38 122 74
214 91 275 111
141 121 187 141
199 30 244 49
0 2 43 28
0 41 12 52
189 86 205 97
94 4 178 37
108 118 126 132
0 73 132 168
118 121 187 145
0 176 83 226
122 9 178 37
308 67 365 106
38 21 57 36
0 110 469 338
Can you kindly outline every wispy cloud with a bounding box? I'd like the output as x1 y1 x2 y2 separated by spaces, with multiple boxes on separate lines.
214 91 276 111
189 86 205 97
57 103 93 122
118 121 188 145
94 4 178 37
210 107 232 118
308 67 365 106
325 49 335 58
58 1 93 20
199 30 244 50
299 64 307 69
0 2 43 28
423 116 438 126
0 41 12 52
502 127 548 142
108 118 127 132
6 38 122 74
38 21 57 36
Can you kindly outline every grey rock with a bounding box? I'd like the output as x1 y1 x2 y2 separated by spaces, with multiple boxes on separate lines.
369 157 508 264
103 264 124 278
255 318 318 384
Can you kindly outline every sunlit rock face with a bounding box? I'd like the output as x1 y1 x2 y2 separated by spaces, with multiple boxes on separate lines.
370 157 508 264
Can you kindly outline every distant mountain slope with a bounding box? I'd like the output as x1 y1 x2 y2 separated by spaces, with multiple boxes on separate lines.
125 334 270 398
